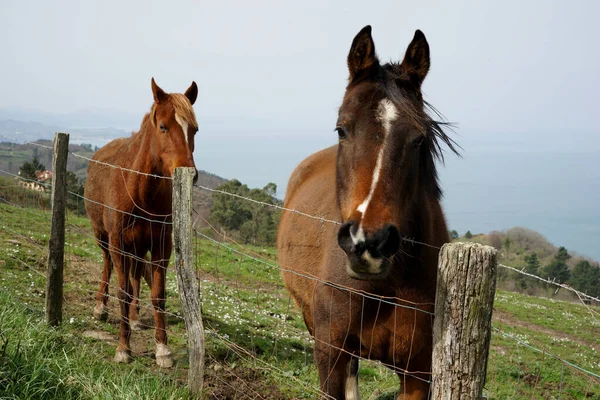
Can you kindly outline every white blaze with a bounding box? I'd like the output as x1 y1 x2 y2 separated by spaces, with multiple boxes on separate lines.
174 113 189 143
353 98 398 244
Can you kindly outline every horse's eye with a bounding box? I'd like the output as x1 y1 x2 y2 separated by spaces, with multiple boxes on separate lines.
412 136 425 147
336 127 347 140
159 123 168 133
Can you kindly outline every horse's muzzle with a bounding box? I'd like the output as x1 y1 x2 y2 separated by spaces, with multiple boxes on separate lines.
337 221 400 280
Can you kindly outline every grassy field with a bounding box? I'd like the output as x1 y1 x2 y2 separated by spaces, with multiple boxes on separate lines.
1 189 599 399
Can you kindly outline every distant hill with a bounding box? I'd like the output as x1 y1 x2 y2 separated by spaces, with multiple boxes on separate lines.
455 226 597 267
0 138 227 226
0 106 139 133
0 119 128 146
453 227 599 301
0 140 95 179
193 171 228 230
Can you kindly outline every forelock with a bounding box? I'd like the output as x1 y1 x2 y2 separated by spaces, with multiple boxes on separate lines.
170 94 198 129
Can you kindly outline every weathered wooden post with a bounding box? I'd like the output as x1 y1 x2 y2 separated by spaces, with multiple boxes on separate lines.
46 132 69 326
431 242 498 399
173 167 205 395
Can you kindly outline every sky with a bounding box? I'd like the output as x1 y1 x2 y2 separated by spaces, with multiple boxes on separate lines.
1 0 599 258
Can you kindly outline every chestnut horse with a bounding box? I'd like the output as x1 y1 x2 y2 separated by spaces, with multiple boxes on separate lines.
84 78 198 367
277 26 458 399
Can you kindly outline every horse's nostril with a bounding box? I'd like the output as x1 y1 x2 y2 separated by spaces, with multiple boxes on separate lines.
337 221 357 255
376 225 400 258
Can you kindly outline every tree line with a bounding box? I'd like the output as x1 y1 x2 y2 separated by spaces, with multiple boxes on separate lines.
209 179 281 246
451 228 599 299
511 246 600 298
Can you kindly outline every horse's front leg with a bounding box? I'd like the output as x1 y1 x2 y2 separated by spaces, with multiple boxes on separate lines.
109 238 133 363
129 255 147 331
150 241 173 368
93 237 112 321
313 338 353 399
395 341 432 400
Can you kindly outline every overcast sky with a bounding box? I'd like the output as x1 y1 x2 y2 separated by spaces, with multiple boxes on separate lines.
1 0 598 182
2 1 599 131
2 1 600 257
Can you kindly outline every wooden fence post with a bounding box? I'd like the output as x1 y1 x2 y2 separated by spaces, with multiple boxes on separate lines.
431 242 498 399
173 167 205 395
45 132 69 326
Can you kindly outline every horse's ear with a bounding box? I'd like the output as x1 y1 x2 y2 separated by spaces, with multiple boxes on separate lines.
398 30 430 87
184 81 198 105
151 77 168 104
347 25 379 82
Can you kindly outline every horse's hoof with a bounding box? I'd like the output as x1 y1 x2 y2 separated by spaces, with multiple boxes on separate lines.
113 349 132 363
130 319 143 331
93 304 108 321
155 343 173 368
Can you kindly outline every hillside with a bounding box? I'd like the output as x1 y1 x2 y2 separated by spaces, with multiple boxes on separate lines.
0 194 598 399
0 140 95 180
0 139 227 219
453 228 600 300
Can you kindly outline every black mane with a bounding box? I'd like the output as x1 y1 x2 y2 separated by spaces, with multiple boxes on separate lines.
379 63 461 199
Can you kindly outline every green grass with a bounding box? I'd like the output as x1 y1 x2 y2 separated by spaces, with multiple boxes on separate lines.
0 291 191 400
1 189 599 399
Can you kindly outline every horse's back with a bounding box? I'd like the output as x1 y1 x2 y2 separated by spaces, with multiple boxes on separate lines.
277 145 340 330
87 137 133 177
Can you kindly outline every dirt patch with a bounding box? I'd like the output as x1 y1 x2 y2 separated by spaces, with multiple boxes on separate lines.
60 255 292 398
204 362 290 400
493 310 598 348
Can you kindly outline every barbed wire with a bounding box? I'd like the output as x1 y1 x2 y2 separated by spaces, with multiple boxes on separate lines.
498 263 600 304
0 168 52 187
0 136 54 150
4 135 596 300
68 190 172 225
193 214 436 307
0 166 172 225
70 278 331 398
205 326 333 400
3 135 599 302
193 254 433 383
3 201 599 399
194 230 435 315
71 151 174 180
3 135 600 397
65 221 171 269
195 184 342 225
197 183 600 309
141 258 600 393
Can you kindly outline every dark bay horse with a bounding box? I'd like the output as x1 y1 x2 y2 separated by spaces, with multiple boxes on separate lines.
84 78 198 367
277 26 458 399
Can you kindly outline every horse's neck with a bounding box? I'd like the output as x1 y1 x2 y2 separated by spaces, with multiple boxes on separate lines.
122 131 172 213
125 131 152 174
